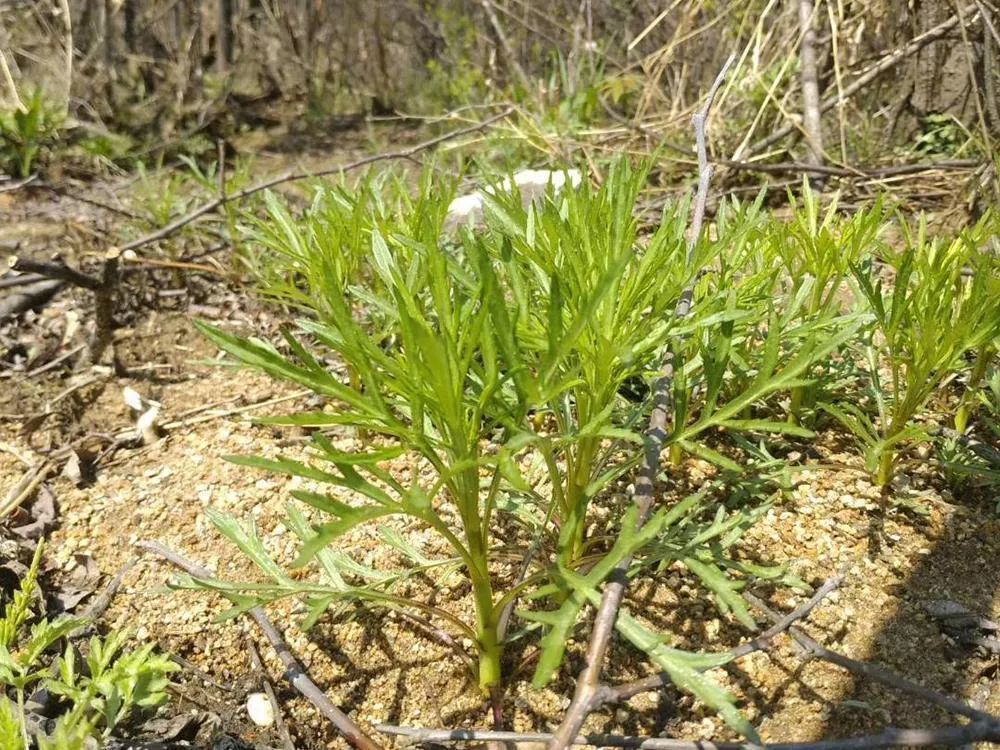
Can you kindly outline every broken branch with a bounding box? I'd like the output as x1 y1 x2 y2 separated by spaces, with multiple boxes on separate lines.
136 540 386 750
375 720 1000 750
605 574 844 704
744 593 993 722
748 6 979 156
114 109 514 256
545 54 735 750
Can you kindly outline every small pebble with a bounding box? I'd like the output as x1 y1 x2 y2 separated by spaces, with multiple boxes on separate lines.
246 692 275 727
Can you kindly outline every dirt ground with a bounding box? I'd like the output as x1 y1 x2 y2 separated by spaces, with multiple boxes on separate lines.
1 166 998 749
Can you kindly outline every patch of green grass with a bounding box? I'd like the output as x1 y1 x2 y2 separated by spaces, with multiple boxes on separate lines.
824 213 1000 486
0 90 64 177
0 544 178 749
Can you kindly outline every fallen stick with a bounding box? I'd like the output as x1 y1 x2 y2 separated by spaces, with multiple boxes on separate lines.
1 460 55 518
0 271 51 290
604 574 844 704
716 159 980 179
743 593 993 722
24 345 86 378
113 109 513 257
247 636 297 750
0 173 38 192
7 249 122 365
374 580 1000 749
375 720 1000 750
0 278 64 323
7 255 102 290
135 540 385 750
80 556 138 621
545 54 735 750
136 389 311 436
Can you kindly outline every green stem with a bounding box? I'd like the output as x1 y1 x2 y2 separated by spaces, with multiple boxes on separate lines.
467 532 501 691
475 605 503 690
455 466 503 691
875 449 895 488
347 365 370 443
558 439 596 567
16 688 27 748
955 345 992 433
669 441 683 467
788 385 804 425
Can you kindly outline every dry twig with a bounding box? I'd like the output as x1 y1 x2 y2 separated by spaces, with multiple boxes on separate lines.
247 636 297 750
375 721 1000 750
605 574 844 704
135 540 385 750
375 575 1000 750
747 6 979 156
545 54 735 750
743 593 993 722
7 249 122 365
112 109 513 257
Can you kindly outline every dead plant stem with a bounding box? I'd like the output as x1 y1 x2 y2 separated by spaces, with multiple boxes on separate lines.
544 53 735 750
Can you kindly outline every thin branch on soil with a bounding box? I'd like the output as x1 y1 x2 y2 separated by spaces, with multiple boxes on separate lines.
374 720 1000 750
120 252 228 278
247 636 297 750
747 6 979 156
150 389 312 434
545 54 735 750
1 271 50 290
0 174 37 193
7 255 103 291
392 609 477 673
604 574 845 704
1 461 55 518
23 346 86 378
7 249 123 365
0 440 35 467
715 159 980 179
80 556 138 621
168 654 237 693
743 593 994 722
0 278 65 322
35 183 147 222
112 109 513 257
135 540 386 750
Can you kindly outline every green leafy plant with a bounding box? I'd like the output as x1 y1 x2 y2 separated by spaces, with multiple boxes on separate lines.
0 543 178 748
188 160 839 741
471 159 695 566
913 113 969 157
824 214 1000 486
0 90 64 177
767 181 886 423
197 218 536 692
656 192 867 473
938 366 1000 508
179 153 255 270
954 341 998 433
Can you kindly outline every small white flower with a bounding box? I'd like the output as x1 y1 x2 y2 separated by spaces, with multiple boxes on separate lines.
445 192 485 222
